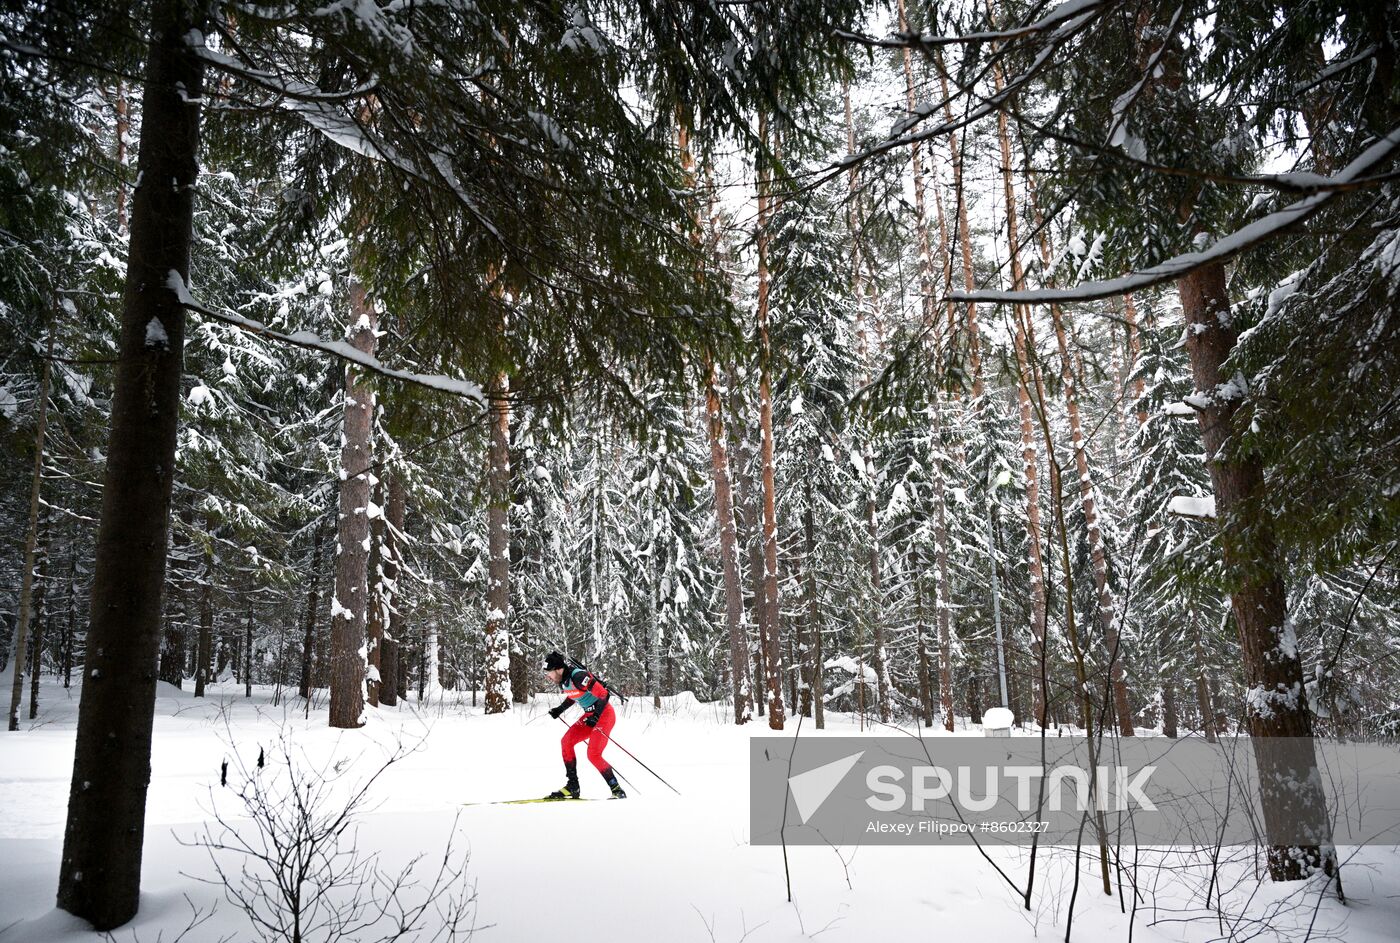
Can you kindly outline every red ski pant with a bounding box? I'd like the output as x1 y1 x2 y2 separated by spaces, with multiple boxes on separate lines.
561 703 616 773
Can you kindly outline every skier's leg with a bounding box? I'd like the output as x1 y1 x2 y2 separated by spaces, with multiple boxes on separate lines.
550 720 588 798
584 705 616 773
561 720 589 762
586 706 624 797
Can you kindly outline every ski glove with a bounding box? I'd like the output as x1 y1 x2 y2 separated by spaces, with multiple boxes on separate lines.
549 703 568 719
583 712 598 727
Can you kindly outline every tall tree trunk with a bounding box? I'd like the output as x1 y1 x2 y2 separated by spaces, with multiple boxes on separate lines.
1010 305 1050 727
365 478 386 707
1124 294 1148 425
681 120 750 726
328 277 376 729
243 602 253 698
8 328 53 731
62 541 76 688
157 509 187 689
842 81 891 724
706 358 750 724
725 368 763 716
754 111 785 730
28 514 48 721
483 373 511 714
1162 681 1178 739
57 1 206 926
933 464 957 731
1179 261 1333 879
194 529 213 697
1021 169 1134 735
804 482 825 729
911 545 935 728
931 50 985 397
114 82 129 235
298 519 325 700
897 0 939 333
979 49 1056 729
380 475 404 707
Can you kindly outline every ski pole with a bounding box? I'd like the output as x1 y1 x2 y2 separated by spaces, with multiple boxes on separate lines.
554 716 682 795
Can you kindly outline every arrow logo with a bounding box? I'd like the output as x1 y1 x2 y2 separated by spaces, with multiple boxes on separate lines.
787 751 865 824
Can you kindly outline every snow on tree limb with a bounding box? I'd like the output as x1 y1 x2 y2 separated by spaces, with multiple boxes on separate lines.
949 126 1400 306
835 0 1109 49
166 271 486 404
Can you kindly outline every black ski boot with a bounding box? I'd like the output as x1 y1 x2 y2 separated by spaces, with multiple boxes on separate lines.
547 760 581 800
602 766 626 799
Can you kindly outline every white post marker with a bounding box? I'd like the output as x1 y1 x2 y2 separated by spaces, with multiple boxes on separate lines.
982 706 1014 738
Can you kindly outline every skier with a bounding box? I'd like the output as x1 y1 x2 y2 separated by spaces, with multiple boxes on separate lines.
543 651 626 800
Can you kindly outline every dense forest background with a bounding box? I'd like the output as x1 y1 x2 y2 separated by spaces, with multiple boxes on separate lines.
1 0 1397 924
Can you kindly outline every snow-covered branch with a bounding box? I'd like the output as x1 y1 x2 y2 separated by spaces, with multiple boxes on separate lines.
166 272 486 405
950 126 1400 305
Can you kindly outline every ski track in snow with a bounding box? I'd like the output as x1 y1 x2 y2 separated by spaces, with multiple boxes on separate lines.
1 681 1397 942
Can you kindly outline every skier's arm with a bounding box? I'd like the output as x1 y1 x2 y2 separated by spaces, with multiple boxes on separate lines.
549 698 571 718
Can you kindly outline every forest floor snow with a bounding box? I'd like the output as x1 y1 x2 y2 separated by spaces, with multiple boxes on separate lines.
1 679 1397 942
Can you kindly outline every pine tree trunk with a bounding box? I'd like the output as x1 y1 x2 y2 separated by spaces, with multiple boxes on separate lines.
1012 315 1050 727
1179 261 1333 879
380 475 404 707
982 64 1051 728
897 0 939 333
28 519 48 721
483 374 511 714
243 603 253 698
804 483 824 728
366 478 386 707
703 359 749 723
1021 167 1134 735
194 534 213 697
114 82 129 235
56 2 206 925
912 546 935 728
755 111 785 730
329 278 376 729
62 543 76 688
158 511 187 689
931 50 985 396
1124 294 1148 426
8 328 53 731
842 82 890 724
1162 681 1178 739
299 520 324 700
933 468 957 731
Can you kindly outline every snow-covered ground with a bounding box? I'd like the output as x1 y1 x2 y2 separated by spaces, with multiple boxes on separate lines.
2 680 1397 942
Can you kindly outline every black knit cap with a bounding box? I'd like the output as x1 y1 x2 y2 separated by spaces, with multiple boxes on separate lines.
544 651 567 671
